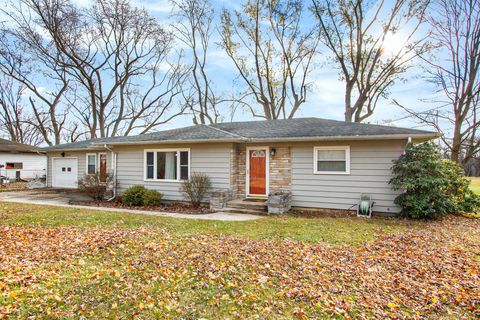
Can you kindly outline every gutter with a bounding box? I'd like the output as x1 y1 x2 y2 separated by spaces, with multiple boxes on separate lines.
91 138 245 146
41 147 107 152
103 144 117 201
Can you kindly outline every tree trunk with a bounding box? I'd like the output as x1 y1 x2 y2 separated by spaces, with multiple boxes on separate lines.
450 121 462 163
344 82 354 122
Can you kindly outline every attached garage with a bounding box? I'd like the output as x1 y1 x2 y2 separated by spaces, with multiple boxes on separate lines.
52 158 78 188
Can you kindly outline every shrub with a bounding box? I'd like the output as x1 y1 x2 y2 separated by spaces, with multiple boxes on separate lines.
78 172 113 200
459 189 480 213
180 172 212 208
122 185 146 206
143 189 163 206
390 142 480 219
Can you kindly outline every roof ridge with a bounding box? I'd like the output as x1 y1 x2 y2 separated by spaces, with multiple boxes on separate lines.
204 124 247 140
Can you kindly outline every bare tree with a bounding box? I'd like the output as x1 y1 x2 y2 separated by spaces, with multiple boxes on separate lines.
395 0 480 164
171 0 223 124
2 0 187 140
0 77 43 145
219 0 319 120
312 0 431 122
0 11 72 146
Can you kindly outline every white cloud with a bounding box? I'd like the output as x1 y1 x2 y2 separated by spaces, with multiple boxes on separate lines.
133 0 176 13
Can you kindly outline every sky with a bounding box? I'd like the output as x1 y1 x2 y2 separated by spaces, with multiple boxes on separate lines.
128 0 444 133
5 0 451 141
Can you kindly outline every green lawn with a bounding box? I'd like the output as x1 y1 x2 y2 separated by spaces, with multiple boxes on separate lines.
468 177 480 194
0 202 479 319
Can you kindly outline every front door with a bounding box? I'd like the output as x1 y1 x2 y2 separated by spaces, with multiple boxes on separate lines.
248 148 267 196
99 153 107 183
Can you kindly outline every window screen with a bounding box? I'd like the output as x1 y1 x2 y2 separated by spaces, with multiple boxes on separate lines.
314 147 349 173
145 150 189 181
87 154 97 174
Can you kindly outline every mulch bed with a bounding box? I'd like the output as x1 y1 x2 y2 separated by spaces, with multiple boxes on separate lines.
70 198 214 214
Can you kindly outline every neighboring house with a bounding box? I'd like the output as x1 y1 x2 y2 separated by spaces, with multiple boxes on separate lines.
0 138 47 181
42 118 438 213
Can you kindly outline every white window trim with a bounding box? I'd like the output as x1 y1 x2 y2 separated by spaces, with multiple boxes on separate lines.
144 148 190 182
86 153 98 175
313 146 350 175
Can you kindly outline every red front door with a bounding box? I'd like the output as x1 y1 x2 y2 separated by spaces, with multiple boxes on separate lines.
249 149 266 195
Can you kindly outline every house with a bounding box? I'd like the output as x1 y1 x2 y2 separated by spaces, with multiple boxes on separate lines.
42 118 438 214
0 138 47 181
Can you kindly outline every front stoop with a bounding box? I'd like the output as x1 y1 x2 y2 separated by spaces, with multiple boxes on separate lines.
219 198 268 215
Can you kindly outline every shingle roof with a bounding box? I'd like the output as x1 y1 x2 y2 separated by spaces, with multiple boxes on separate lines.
42 117 438 151
42 125 238 151
40 137 111 151
108 124 241 143
0 138 41 153
210 117 434 139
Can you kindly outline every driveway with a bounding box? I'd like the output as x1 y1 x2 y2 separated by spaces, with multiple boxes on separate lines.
0 189 91 205
0 189 262 221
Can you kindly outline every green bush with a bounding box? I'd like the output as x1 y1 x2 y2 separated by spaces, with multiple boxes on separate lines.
459 189 480 213
180 172 212 208
122 185 146 206
122 185 164 206
143 189 163 206
390 142 480 219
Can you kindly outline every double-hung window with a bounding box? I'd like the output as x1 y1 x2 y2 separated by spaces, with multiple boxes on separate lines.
86 154 97 174
313 146 350 174
144 149 190 181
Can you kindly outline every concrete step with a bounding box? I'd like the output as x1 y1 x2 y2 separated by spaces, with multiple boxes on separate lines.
227 198 267 211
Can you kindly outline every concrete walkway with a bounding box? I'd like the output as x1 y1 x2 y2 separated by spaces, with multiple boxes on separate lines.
0 190 262 221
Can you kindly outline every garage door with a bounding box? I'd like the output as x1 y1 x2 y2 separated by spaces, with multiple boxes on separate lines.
52 158 78 188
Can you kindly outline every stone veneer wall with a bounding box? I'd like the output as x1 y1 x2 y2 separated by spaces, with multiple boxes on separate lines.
269 146 292 193
234 144 291 196
229 145 240 196
237 145 247 196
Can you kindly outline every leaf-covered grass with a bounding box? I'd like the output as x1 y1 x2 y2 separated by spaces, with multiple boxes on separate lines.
1 202 479 319
468 177 480 195
0 202 408 245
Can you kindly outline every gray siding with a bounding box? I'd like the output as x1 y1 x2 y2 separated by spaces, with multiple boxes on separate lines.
45 139 405 212
115 143 232 201
291 140 406 213
46 151 112 187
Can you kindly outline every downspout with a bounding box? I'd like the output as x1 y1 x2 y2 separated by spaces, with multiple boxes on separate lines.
104 144 117 201
403 136 413 155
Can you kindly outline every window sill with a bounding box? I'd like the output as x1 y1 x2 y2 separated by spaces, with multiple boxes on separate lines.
313 171 351 175
143 179 185 183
